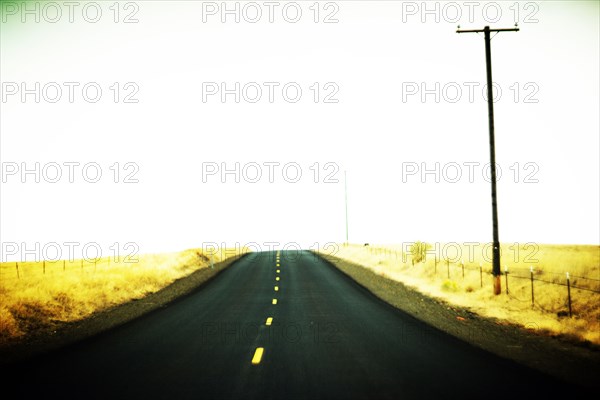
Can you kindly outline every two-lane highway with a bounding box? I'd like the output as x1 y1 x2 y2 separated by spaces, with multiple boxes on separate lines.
3 251 588 399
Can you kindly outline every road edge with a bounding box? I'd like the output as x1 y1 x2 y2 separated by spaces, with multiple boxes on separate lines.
0 254 246 366
317 251 600 390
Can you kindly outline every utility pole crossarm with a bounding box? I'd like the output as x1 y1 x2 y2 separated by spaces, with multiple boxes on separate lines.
457 27 519 34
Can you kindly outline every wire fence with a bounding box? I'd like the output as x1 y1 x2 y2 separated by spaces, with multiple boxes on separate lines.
361 244 600 318
0 249 249 282
0 258 112 281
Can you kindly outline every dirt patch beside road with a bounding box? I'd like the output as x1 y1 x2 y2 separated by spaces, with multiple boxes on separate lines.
319 252 600 390
0 254 245 366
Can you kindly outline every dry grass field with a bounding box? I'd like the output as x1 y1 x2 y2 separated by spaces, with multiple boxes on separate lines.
327 243 600 345
0 247 245 343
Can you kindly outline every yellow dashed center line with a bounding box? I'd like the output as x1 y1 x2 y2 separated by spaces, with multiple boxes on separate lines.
251 347 264 365
252 252 284 367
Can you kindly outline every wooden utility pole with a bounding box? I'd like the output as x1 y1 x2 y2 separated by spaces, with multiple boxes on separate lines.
344 170 349 245
457 25 519 295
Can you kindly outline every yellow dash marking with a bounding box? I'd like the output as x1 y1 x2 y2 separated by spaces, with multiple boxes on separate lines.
276 269 280 273
266 317 273 326
272 299 277 305
276 263 280 267
276 277 280 281
274 286 279 291
251 347 264 365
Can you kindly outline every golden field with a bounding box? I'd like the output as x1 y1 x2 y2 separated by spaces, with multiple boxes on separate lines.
327 243 600 345
0 247 244 343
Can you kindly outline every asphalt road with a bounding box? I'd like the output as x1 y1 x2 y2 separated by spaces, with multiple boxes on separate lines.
4 251 591 399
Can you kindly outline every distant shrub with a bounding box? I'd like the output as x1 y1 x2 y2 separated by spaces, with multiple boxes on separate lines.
409 241 431 264
442 279 459 292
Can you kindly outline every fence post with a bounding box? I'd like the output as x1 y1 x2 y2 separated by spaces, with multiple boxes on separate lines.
446 259 450 279
16 262 20 279
434 256 437 274
504 265 509 294
530 266 535 306
63 259 66 271
461 261 465 279
566 272 572 317
43 260 46 275
81 259 83 271
479 263 483 288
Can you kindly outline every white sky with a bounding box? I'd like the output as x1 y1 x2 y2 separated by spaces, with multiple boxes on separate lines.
1 1 599 260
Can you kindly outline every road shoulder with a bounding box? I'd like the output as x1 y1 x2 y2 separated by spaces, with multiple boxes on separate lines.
0 254 245 366
319 252 600 390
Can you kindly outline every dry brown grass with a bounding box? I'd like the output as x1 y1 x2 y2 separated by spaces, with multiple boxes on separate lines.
0 247 245 343
328 243 600 345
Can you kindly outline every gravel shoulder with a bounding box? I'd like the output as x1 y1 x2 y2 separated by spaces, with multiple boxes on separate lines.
0 255 245 366
319 252 600 390
3 251 598 391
